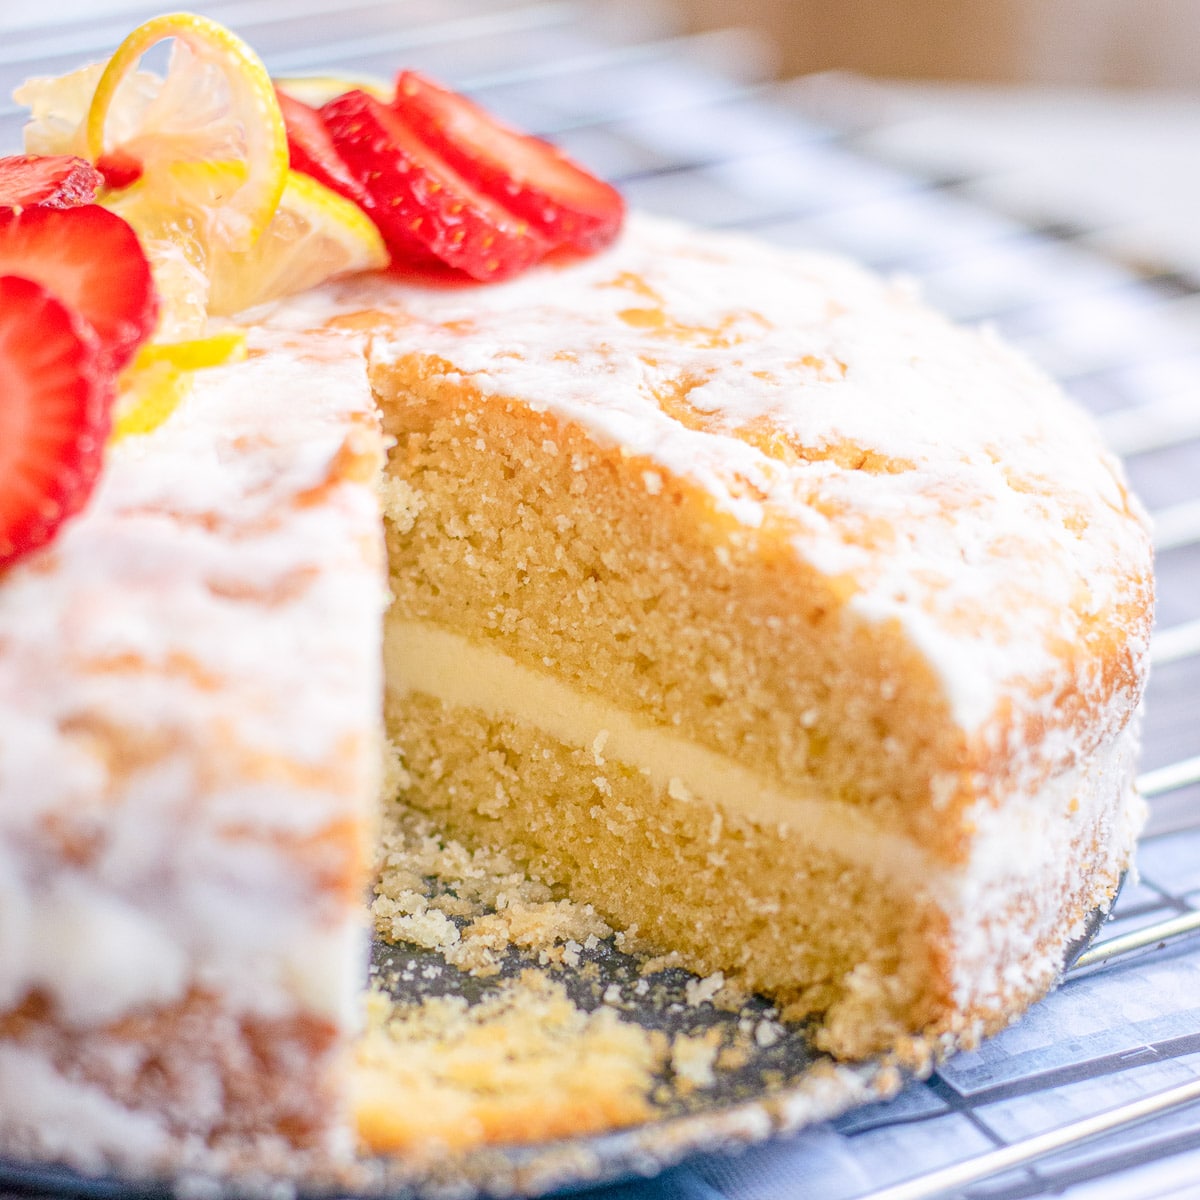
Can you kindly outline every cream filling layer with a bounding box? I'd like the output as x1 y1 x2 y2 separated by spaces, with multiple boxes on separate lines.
385 616 946 890
384 616 1142 1005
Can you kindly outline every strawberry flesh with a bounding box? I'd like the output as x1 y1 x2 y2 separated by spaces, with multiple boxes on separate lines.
0 154 103 213
276 88 373 211
95 148 144 191
322 90 551 281
279 88 440 270
0 274 113 569
391 71 624 252
0 205 157 372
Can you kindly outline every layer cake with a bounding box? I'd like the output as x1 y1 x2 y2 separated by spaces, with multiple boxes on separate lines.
0 213 1154 1177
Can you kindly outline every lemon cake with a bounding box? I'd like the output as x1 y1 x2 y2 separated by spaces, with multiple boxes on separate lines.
0 212 1152 1178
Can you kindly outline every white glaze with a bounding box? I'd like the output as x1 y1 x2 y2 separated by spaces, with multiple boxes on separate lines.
270 214 1152 735
0 328 384 1029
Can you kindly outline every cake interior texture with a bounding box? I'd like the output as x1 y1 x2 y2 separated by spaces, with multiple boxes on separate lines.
355 214 1150 1075
372 357 1144 1065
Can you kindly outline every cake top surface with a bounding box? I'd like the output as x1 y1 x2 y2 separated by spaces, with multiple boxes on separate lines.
265 213 1154 737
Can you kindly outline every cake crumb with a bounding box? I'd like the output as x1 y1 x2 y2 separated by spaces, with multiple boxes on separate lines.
716 1044 751 1072
591 730 610 767
713 976 751 1012
667 777 692 803
754 1019 783 1048
639 950 684 975
685 971 725 1008
377 474 421 531
354 971 667 1155
379 737 411 799
670 1030 721 1091
373 900 460 952
372 810 612 973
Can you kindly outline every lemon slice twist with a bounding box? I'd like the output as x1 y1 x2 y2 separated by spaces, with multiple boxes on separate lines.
86 12 288 251
207 168 388 316
19 13 389 336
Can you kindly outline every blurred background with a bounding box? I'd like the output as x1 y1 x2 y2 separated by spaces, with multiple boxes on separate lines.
20 0 1200 85
675 0 1200 87
660 0 1200 284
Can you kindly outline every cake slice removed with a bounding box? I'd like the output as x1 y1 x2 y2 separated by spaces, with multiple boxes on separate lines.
348 213 1154 1061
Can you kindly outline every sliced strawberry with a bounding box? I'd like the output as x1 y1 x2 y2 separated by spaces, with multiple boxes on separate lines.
0 154 103 213
391 71 624 252
276 88 373 211
0 205 157 371
322 90 551 281
95 148 143 191
0 275 113 570
279 88 441 271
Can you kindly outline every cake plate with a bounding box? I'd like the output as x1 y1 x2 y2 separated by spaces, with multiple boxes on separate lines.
0 885 1128 1200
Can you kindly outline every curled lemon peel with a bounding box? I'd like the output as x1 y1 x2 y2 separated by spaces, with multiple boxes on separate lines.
85 11 288 250
20 14 390 341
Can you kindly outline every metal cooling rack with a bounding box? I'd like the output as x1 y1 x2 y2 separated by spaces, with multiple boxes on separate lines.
4 3 1200 1198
